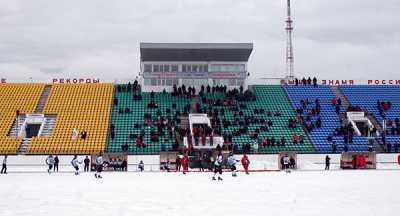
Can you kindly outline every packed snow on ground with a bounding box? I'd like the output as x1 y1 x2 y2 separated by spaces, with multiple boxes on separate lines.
0 170 399 216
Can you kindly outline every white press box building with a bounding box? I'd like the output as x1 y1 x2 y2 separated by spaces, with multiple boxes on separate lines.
139 43 253 92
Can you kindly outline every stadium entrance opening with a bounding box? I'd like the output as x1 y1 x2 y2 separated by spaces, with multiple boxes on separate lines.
25 124 41 138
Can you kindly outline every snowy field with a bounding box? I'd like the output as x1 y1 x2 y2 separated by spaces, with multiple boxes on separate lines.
0 170 399 216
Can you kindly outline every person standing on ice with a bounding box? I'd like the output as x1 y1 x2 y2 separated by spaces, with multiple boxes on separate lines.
227 153 238 177
212 152 223 181
241 154 250 175
95 153 104 178
84 156 90 172
54 155 59 172
181 154 189 174
1 155 7 174
45 155 55 174
71 155 83 175
175 155 181 172
282 154 290 172
138 160 144 172
325 155 331 170
398 154 400 166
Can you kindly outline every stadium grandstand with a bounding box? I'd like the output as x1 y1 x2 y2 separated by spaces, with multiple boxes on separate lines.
0 43 399 156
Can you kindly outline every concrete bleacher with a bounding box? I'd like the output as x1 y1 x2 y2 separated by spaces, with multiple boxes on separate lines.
0 84 45 154
28 84 114 154
2 83 398 155
285 85 369 153
198 85 314 153
107 84 190 154
340 85 400 149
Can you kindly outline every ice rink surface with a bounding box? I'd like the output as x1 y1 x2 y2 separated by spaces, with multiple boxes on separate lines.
0 170 399 216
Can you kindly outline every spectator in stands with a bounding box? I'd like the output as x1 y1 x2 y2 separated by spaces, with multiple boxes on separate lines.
80 130 87 140
281 137 286 146
302 77 307 86
316 117 321 128
271 137 276 146
72 128 79 140
312 77 317 87
331 141 337 153
121 143 128 152
335 105 340 114
307 77 312 85
54 155 59 172
84 156 90 172
299 135 304 144
127 82 132 91
292 134 299 144
327 135 333 143
331 97 337 106
136 136 143 147
150 90 155 99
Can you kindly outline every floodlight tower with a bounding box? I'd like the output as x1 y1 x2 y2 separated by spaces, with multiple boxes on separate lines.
285 0 295 79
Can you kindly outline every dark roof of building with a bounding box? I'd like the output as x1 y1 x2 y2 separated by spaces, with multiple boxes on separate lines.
140 43 253 62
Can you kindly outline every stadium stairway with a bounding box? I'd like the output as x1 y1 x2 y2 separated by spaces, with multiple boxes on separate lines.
34 85 52 113
27 84 113 154
7 115 26 138
330 86 350 110
17 138 31 154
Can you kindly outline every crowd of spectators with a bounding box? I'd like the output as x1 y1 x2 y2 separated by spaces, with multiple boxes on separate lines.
105 157 127 171
111 82 318 154
294 77 318 87
295 98 323 134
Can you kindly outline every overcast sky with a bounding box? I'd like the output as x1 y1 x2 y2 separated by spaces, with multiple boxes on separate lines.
0 0 399 82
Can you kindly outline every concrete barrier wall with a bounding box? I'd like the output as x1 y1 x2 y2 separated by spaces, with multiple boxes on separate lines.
1 153 399 172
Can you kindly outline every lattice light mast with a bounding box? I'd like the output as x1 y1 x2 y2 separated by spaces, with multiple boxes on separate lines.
285 0 295 79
